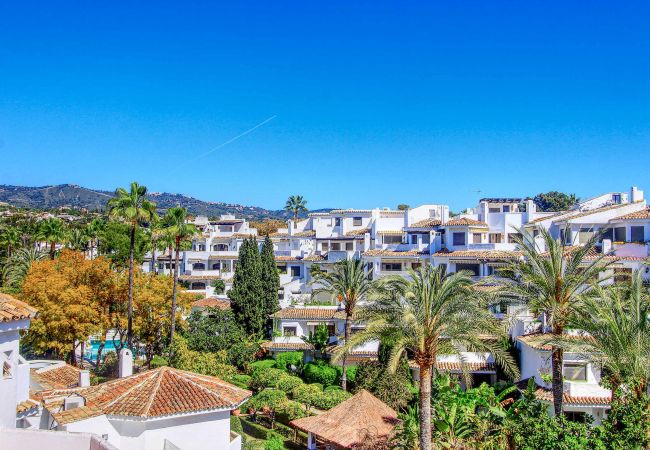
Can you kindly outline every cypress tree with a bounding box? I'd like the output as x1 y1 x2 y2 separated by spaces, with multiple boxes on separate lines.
260 235 281 321
229 237 265 335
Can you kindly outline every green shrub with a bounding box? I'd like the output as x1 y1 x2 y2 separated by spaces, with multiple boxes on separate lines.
277 400 308 422
303 360 337 386
324 385 342 392
230 415 245 443
231 374 252 390
274 351 304 373
94 352 118 378
245 389 288 414
292 383 323 412
249 368 287 392
335 364 357 385
314 388 352 410
264 432 285 450
249 359 278 373
150 355 168 368
276 374 304 393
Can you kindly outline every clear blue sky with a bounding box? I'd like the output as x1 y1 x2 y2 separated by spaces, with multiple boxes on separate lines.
1 2 649 211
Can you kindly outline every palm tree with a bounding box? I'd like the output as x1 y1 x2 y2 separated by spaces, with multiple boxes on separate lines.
565 270 650 400
66 228 90 252
498 227 611 415
338 265 518 450
2 247 47 289
284 195 307 227
85 218 105 259
310 258 376 390
0 226 21 257
161 206 198 352
107 182 157 349
37 218 67 259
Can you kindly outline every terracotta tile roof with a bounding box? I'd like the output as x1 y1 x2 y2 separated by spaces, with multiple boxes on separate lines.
261 341 315 351
275 255 326 262
232 233 262 239
16 399 39 415
179 275 228 281
0 293 38 322
611 207 650 221
345 228 371 236
556 202 644 223
516 332 593 351
44 367 251 424
31 363 82 390
271 307 345 320
407 218 442 229
269 232 289 238
379 210 404 217
329 209 372 214
362 249 428 257
291 390 399 448
294 230 316 237
533 386 611 407
408 359 496 372
432 249 522 260
444 217 488 227
192 298 231 310
377 230 403 236
52 405 105 425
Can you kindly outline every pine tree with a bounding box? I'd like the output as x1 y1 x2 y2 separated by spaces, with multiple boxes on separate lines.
260 236 281 327
229 237 265 335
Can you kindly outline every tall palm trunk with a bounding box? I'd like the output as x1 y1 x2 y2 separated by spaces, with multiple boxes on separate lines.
341 314 351 390
127 223 136 349
151 245 157 274
419 364 433 450
169 236 180 356
50 241 56 259
551 323 564 416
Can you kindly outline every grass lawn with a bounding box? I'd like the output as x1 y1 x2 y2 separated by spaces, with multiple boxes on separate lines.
239 415 305 450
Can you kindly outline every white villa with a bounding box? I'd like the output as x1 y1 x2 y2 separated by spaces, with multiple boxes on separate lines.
0 293 251 450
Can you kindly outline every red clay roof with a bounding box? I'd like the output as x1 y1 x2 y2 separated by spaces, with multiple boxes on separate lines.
274 255 325 262
345 228 371 236
16 399 39 415
444 217 488 227
533 386 611 407
43 366 251 424
611 207 650 221
408 359 496 372
271 307 345 320
432 249 522 260
261 341 315 351
408 218 442 229
31 364 82 390
516 332 593 351
191 298 231 310
362 249 427 257
291 390 399 448
0 293 38 322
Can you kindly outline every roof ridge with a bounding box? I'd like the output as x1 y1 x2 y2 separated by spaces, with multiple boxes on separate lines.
142 367 167 416
170 368 240 405
96 369 158 413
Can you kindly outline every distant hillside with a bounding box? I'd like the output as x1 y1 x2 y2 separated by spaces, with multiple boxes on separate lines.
0 184 329 220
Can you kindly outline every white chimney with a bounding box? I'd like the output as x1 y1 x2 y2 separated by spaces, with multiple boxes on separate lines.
79 369 90 387
119 348 133 378
630 186 644 203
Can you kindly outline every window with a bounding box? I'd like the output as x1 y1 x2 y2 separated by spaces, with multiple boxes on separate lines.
335 218 342 227
614 227 626 242
422 234 430 244
213 244 228 251
472 233 482 244
277 264 287 273
382 262 402 272
563 363 587 381
489 233 502 243
211 262 221 270
278 290 284 300
193 262 205 270
198 244 206 251
601 228 613 241
410 234 418 245
489 207 500 213
331 242 341 251
411 262 422 271
453 232 465 246
321 242 329 251
191 282 206 290
283 327 297 337
502 205 510 213
560 229 572 244
345 242 353 251
291 266 301 277
508 233 522 244
353 217 362 226
383 235 402 244
456 263 479 276
612 194 621 204
327 324 336 336
565 411 587 423
631 226 645 242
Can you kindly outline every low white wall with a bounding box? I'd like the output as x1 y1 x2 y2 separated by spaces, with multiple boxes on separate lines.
0 427 118 450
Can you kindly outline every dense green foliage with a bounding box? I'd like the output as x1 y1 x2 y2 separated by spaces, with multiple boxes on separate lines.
260 236 280 319
355 361 413 411
303 359 338 386
533 191 579 212
230 237 266 335
98 220 149 268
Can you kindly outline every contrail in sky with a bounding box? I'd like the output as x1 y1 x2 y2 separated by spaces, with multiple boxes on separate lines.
185 115 277 165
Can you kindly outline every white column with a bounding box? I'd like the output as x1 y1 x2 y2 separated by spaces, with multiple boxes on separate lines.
307 432 316 450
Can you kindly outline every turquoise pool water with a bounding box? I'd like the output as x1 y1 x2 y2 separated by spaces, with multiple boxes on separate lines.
84 340 118 361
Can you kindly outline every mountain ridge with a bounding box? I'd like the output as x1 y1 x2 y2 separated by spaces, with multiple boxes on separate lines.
0 184 328 220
